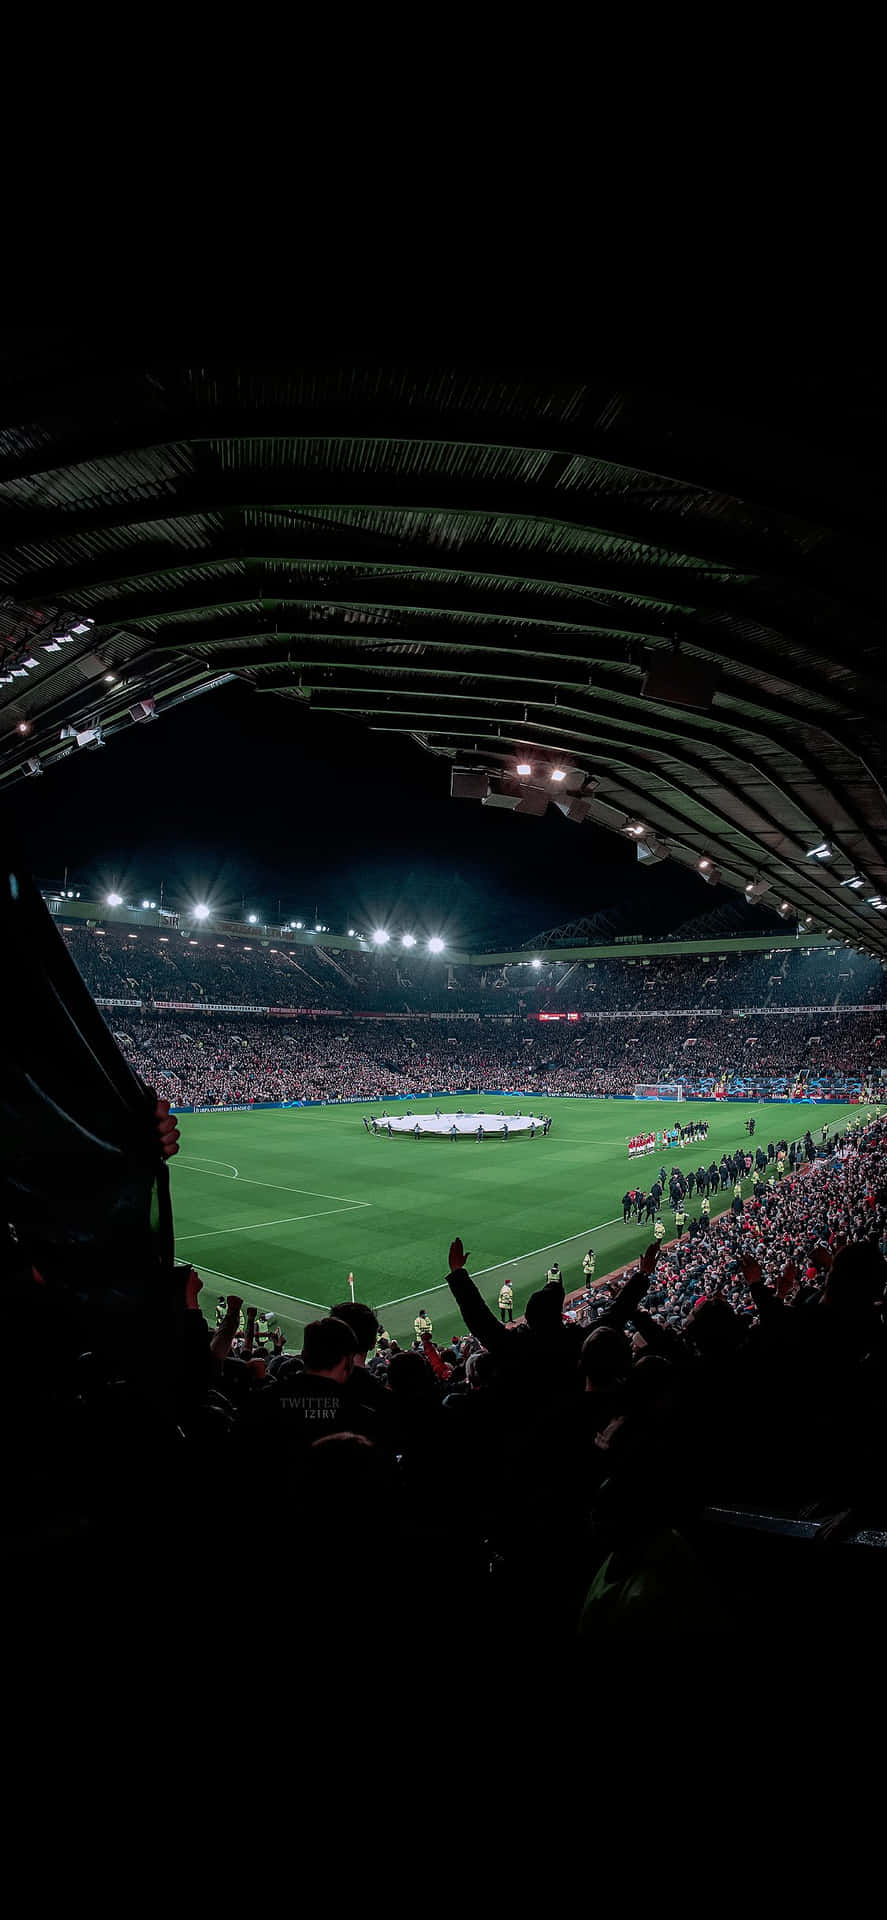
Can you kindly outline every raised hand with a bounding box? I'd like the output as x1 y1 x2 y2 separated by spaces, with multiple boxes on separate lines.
154 1097 180 1159
640 1242 660 1275
448 1237 469 1271
740 1254 763 1287
184 1265 203 1311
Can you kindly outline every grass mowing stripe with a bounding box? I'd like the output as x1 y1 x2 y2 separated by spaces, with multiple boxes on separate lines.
175 1163 371 1204
191 1264 328 1311
176 1202 368 1243
377 1215 623 1307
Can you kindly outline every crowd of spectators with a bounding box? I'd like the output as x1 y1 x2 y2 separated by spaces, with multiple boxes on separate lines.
108 1008 887 1106
34 1105 880 1650
57 920 886 1017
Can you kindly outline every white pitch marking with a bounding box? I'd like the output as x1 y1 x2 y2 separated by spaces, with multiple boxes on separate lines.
377 1216 623 1308
190 1263 326 1311
174 1164 370 1206
176 1203 367 1244
180 1156 240 1178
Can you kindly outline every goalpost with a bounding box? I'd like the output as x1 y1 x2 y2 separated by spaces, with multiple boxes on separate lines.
632 1083 683 1101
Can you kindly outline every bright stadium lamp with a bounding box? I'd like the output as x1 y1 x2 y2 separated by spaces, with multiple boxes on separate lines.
402 933 416 947
193 903 210 922
315 923 322 931
428 936 445 954
550 768 567 783
106 892 123 907
516 761 533 777
248 914 257 924
531 957 542 969
372 928 390 945
348 928 356 937
142 899 150 909
295 921 303 929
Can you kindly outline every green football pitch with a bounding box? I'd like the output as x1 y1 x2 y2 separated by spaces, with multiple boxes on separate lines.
170 1096 866 1347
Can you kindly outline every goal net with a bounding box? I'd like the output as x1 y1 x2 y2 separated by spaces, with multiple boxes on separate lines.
632 1083 683 1101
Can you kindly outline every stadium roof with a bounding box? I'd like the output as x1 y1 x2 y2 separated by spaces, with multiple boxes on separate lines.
3 356 887 955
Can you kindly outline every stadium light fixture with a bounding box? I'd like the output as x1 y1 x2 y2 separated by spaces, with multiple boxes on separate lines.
842 875 865 889
807 841 833 860
372 928 390 945
550 768 567 783
516 761 533 777
428 936 445 954
248 914 257 924
348 928 356 937
402 933 416 947
698 856 712 870
106 892 123 907
295 921 303 929
72 623 93 635
531 957 542 968
193 903 210 922
315 923 322 931
625 821 647 838
142 899 150 909
16 721 30 734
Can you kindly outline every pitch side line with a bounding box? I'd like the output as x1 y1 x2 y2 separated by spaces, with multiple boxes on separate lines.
174 1164 371 1206
191 1263 327 1312
377 1215 623 1309
176 1202 368 1244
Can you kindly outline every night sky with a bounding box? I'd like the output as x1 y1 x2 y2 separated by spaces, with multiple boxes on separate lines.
6 680 773 949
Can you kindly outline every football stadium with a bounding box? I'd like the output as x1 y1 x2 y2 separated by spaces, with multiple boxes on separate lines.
5 354 887 1664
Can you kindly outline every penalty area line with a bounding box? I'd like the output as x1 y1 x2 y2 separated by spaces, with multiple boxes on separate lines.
174 1164 370 1205
175 1202 369 1244
377 1215 623 1308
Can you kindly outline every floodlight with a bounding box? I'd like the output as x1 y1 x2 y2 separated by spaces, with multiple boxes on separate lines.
531 957 542 969
295 921 303 929
142 899 150 909
193 904 210 921
315 923 322 931
428 936 445 954
777 901 793 918
842 876 865 889
807 841 833 860
149 901 156 909
625 821 647 838
106 892 123 907
72 623 92 635
248 914 257 924
22 658 38 670
745 879 770 902
372 928 390 945
402 933 416 947
550 768 567 783
348 928 356 937
16 721 29 734
698 856 711 871
516 761 533 777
